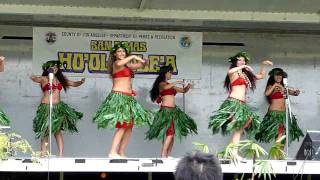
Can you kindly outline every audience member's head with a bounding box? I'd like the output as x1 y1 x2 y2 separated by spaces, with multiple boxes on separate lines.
175 151 223 180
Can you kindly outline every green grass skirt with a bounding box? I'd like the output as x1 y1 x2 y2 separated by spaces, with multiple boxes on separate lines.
208 98 260 138
0 108 10 126
93 91 152 129
33 102 83 139
145 106 197 141
255 111 304 144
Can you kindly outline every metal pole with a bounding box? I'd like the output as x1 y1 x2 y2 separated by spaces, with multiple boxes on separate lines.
285 97 289 157
48 73 54 180
283 78 290 157
49 83 53 156
286 94 293 158
182 79 185 111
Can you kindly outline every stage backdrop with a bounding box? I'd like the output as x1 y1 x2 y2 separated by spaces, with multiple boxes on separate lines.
33 27 202 79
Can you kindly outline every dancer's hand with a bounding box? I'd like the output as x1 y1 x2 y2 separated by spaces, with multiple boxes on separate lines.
262 60 273 66
244 65 254 72
175 80 184 85
186 83 193 89
0 56 5 72
294 89 300 96
142 58 149 65
274 83 283 91
132 55 146 63
274 82 282 87
183 83 192 93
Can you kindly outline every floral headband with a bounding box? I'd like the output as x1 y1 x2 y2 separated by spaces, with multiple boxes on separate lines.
228 51 251 63
110 42 131 55
268 68 288 78
42 60 61 71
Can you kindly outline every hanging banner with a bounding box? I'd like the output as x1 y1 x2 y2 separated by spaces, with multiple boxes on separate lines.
33 27 202 79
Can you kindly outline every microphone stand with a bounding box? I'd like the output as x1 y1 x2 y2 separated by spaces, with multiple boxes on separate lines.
47 71 54 180
48 71 54 156
182 79 185 111
283 78 292 157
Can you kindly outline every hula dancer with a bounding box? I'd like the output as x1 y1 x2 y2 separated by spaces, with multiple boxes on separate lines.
93 42 151 158
0 56 10 126
31 60 85 157
208 51 272 155
255 68 303 146
146 65 197 158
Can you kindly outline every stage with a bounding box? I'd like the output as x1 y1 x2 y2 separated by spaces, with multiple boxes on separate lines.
1 157 320 179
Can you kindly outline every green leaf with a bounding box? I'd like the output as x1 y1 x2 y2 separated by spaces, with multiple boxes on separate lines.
254 160 275 180
268 136 287 160
192 141 209 153
238 140 267 159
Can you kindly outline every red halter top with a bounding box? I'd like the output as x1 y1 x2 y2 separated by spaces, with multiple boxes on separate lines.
112 67 134 79
156 82 177 104
230 77 248 87
42 83 63 92
269 91 284 99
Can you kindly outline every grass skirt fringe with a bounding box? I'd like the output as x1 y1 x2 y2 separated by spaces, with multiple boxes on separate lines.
145 106 197 141
255 111 304 144
33 102 83 139
208 98 260 138
93 91 152 129
0 108 10 126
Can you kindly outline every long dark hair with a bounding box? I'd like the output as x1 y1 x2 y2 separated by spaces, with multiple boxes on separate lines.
150 65 173 102
224 60 256 91
42 66 69 92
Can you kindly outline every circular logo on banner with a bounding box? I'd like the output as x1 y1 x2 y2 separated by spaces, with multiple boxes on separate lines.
179 35 192 48
45 32 57 44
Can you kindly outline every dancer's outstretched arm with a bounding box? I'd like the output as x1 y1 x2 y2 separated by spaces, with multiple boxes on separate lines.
254 60 273 80
67 78 85 87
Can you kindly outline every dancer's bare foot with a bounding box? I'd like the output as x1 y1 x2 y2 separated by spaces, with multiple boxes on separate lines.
40 152 46 158
161 155 168 158
119 154 127 158
108 153 122 158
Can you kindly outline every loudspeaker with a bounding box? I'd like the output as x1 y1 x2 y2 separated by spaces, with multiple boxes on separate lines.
296 130 320 160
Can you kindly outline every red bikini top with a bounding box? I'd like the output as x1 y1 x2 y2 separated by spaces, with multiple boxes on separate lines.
42 83 63 92
112 67 134 79
160 88 177 96
156 82 177 104
230 77 248 87
269 91 284 99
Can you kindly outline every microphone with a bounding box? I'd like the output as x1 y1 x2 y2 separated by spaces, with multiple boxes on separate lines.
48 68 54 90
283 78 288 87
283 78 288 99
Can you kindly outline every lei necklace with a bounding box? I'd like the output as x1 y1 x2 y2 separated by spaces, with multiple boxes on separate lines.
237 70 252 88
